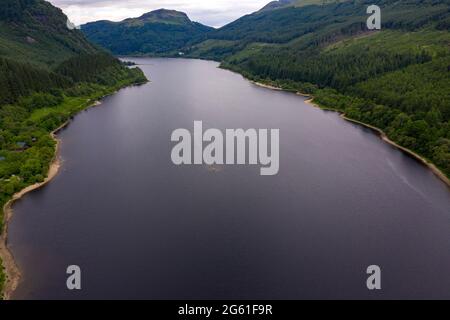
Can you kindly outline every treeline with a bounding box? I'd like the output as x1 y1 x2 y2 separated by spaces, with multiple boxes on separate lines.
0 53 146 106
0 58 71 105
55 53 142 85
353 57 450 120
238 49 431 91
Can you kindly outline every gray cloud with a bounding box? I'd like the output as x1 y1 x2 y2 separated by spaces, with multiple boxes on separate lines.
49 0 269 27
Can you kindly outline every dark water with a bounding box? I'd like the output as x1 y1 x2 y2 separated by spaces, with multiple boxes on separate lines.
9 58 450 299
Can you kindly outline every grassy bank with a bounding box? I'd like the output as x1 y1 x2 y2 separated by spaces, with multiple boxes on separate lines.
0 72 147 299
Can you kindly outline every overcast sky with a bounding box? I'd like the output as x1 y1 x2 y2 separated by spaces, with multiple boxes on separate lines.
49 0 271 28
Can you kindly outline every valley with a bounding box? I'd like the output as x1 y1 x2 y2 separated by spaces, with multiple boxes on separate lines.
1 0 450 300
81 0 450 181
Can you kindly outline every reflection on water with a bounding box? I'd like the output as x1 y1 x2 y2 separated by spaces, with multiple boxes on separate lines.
8 58 450 299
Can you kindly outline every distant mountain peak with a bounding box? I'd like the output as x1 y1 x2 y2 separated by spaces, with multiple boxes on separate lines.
259 0 297 12
140 9 190 19
81 8 213 56
135 8 192 25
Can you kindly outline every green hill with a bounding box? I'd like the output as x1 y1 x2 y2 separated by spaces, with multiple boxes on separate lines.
259 0 298 11
0 0 99 68
81 9 214 56
0 0 147 104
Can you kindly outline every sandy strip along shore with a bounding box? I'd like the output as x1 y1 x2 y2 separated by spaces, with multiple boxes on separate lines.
252 81 450 188
0 121 66 299
341 114 450 187
0 100 102 300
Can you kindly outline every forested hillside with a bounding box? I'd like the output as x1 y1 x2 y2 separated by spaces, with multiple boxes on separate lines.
0 0 146 208
184 0 450 179
260 0 347 12
0 1 147 294
81 9 213 56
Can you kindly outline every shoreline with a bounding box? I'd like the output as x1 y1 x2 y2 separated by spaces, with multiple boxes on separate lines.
0 99 102 300
252 81 450 188
0 70 147 299
340 114 450 188
250 80 283 91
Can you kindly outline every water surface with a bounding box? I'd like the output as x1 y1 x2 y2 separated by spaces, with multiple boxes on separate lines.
9 58 450 299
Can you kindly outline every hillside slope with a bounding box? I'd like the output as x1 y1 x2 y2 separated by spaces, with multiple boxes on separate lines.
260 0 343 12
0 0 147 105
0 0 99 68
81 9 214 55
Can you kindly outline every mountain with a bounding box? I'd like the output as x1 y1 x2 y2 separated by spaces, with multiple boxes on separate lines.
184 0 450 179
135 9 193 24
81 9 214 56
0 0 146 105
0 0 99 69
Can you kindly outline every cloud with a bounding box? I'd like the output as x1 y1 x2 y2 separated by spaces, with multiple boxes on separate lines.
49 0 270 27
